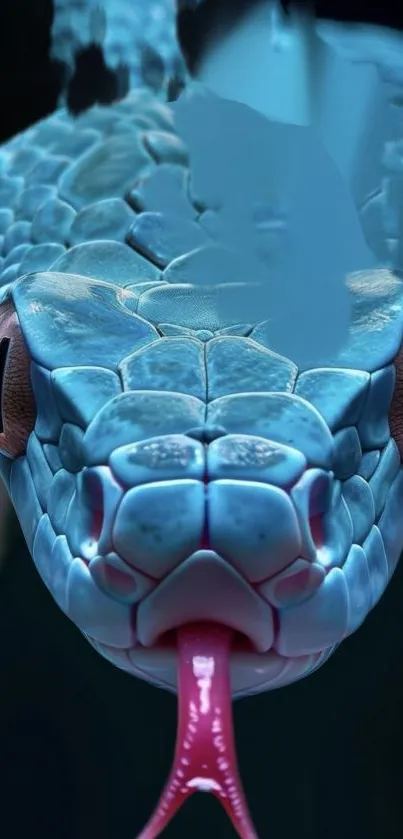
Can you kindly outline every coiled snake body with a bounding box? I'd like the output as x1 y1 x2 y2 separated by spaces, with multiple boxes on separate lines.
1 81 403 837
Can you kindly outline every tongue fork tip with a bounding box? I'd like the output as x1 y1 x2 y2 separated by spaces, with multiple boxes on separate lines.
134 622 259 839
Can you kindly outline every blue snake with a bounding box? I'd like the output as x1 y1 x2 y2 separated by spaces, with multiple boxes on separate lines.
1 2 403 837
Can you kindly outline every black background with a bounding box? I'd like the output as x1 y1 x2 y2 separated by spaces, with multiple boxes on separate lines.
1 2 403 838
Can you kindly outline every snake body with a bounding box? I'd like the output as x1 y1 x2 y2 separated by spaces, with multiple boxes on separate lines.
0 84 403 700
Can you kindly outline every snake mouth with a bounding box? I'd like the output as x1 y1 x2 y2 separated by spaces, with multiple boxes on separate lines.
153 627 257 653
127 622 330 701
130 626 263 695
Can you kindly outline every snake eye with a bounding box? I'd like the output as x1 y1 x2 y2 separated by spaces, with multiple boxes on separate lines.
0 297 36 458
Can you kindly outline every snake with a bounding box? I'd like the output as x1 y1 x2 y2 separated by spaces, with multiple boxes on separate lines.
1 2 403 837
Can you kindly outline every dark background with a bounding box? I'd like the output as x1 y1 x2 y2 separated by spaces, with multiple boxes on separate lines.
1 2 403 838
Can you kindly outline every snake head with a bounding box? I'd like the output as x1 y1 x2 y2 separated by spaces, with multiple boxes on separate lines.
2 263 403 839
0 264 402 702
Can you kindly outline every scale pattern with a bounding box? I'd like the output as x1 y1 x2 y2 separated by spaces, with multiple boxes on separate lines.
1 88 403 697
51 0 183 104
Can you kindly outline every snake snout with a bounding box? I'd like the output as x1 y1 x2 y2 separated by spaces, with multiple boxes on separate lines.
66 435 342 600
37 430 358 697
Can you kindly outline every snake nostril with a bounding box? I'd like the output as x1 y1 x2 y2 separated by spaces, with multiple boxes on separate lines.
77 469 105 559
309 472 333 552
308 477 331 550
291 468 333 560
309 515 324 549
84 472 104 541
67 466 123 561
294 472 352 569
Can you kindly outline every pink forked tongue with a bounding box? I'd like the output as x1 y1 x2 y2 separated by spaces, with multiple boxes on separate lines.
135 622 259 839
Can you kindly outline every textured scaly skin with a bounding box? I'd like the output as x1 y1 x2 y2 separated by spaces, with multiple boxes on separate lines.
0 87 403 698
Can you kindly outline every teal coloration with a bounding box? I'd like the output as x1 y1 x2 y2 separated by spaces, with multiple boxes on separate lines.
128 163 197 220
11 272 158 370
114 479 205 577
66 466 123 560
207 393 335 466
58 424 85 473
0 264 19 284
0 176 23 205
254 270 403 373
16 186 56 222
7 147 43 177
10 457 42 553
205 337 298 398
18 243 66 274
143 130 188 166
207 480 301 582
319 485 354 569
50 239 161 284
26 431 53 510
42 443 63 474
137 282 261 331
110 435 206 486
368 438 401 517
30 365 63 441
89 552 155 605
120 337 206 397
128 210 208 265
59 133 151 209
206 436 306 487
82 391 206 464
31 197 76 243
275 567 349 656
3 220 32 252
342 475 375 544
136 549 274 651
378 471 403 577
69 197 136 245
362 525 389 607
336 544 372 635
3 243 31 269
332 427 362 479
25 155 69 187
0 79 403 704
0 209 13 232
51 366 122 427
357 365 397 448
46 469 76 535
295 367 370 430
66 557 135 647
